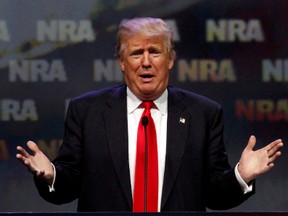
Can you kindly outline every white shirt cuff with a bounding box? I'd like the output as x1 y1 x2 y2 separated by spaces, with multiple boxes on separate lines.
48 163 56 192
234 162 253 194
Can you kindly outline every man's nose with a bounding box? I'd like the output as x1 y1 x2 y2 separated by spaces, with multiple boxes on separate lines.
142 53 151 69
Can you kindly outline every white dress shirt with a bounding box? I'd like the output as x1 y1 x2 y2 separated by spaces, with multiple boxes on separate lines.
127 87 167 211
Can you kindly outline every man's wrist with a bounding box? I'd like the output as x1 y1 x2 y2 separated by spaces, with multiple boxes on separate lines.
48 163 56 192
235 162 253 194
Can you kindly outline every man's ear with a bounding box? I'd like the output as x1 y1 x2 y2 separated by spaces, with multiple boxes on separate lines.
168 59 174 70
118 59 125 72
168 51 175 70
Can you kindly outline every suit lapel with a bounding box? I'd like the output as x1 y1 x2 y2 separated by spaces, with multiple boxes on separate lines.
161 87 190 210
102 85 132 209
101 85 191 210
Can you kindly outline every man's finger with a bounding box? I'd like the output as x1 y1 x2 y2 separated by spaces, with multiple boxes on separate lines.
27 141 40 154
266 139 283 152
267 144 283 158
245 135 256 151
16 146 30 158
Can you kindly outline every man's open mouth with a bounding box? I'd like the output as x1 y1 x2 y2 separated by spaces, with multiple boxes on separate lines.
140 74 153 78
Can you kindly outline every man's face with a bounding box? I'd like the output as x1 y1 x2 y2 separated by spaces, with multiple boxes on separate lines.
119 35 174 101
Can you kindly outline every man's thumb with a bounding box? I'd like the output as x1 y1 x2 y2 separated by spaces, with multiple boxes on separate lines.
246 135 256 151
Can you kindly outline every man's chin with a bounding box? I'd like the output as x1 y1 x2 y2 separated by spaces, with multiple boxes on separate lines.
139 89 164 101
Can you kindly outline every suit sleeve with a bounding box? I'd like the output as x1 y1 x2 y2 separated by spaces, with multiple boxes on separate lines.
35 100 82 204
204 104 255 210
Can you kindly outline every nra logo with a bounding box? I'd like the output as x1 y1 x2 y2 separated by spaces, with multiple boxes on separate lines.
0 99 38 121
236 99 288 122
262 59 288 82
206 19 265 42
37 20 95 42
177 59 236 82
9 60 67 82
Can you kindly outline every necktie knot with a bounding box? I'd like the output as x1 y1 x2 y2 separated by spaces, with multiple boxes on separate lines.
141 101 154 111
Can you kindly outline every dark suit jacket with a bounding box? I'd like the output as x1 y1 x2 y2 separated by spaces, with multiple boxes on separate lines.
35 84 254 211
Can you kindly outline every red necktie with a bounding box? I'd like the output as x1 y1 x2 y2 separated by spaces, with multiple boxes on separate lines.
133 101 158 212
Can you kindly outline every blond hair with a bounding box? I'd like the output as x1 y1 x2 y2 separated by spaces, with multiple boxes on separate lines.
116 17 175 60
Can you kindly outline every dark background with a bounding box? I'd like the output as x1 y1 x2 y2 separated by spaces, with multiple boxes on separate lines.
0 0 287 212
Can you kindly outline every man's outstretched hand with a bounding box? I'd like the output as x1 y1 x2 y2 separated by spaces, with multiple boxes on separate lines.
238 135 283 183
16 141 54 185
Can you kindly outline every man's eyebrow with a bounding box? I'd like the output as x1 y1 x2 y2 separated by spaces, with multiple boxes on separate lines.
129 48 144 55
129 44 162 54
148 46 161 51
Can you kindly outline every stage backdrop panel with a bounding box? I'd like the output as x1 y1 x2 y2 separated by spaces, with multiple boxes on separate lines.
0 0 287 212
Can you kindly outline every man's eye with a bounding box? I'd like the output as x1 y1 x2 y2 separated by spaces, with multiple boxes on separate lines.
151 51 161 57
130 53 142 58
150 49 161 55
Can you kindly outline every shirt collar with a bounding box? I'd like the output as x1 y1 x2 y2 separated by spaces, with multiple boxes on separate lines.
127 87 168 115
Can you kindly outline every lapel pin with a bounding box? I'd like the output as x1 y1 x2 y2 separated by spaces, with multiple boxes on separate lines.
179 117 186 124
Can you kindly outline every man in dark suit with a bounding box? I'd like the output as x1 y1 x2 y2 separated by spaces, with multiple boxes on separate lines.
16 17 283 212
